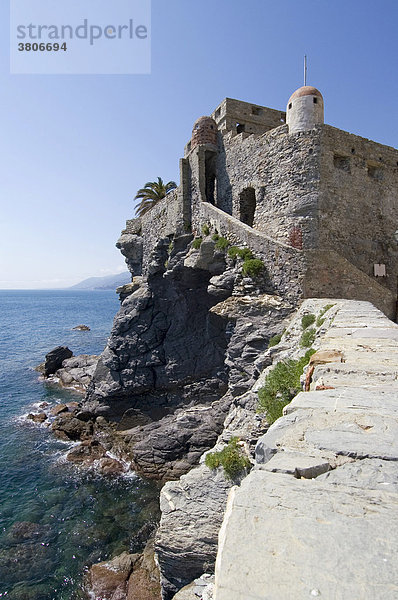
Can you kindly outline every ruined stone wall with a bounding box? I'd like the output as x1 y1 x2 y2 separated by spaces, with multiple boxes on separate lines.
211 97 286 135
318 125 398 297
304 249 396 319
139 188 184 272
200 202 305 304
214 125 322 249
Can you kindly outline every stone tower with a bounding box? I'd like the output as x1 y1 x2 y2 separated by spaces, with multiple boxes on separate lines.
191 116 218 149
286 85 324 133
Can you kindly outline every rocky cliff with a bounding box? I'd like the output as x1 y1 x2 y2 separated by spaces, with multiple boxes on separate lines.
51 216 398 600
78 231 294 483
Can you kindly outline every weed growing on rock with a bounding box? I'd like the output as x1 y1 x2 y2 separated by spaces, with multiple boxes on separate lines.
228 246 254 261
212 233 219 242
215 236 230 251
242 258 264 278
205 437 251 480
268 333 283 348
316 303 335 326
301 314 316 329
300 327 316 348
201 223 210 236
258 349 315 424
192 237 203 249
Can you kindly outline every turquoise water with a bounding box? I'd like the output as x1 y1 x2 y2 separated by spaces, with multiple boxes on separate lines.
0 291 159 600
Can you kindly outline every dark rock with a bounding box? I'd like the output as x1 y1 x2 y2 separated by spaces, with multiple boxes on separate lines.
84 246 229 420
7 521 43 541
127 397 229 481
51 412 93 441
86 552 138 600
27 412 47 424
127 538 161 600
117 408 153 431
66 442 106 464
116 233 144 277
72 324 90 331
75 410 94 422
97 457 125 476
50 404 68 416
41 346 73 377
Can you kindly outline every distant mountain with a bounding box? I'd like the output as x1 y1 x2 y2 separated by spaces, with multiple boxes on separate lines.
69 271 131 291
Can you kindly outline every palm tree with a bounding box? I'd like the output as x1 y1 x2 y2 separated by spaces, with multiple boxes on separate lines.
134 177 177 217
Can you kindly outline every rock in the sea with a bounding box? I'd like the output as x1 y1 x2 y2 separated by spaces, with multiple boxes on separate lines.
56 355 99 392
51 413 93 441
66 441 106 465
27 412 47 424
72 324 90 331
41 346 73 377
127 538 161 600
97 457 125 476
86 551 138 600
50 404 68 416
86 539 161 600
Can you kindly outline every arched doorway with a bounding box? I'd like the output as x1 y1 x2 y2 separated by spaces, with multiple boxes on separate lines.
239 188 256 227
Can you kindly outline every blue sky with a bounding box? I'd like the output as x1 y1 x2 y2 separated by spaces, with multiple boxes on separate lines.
1 0 397 288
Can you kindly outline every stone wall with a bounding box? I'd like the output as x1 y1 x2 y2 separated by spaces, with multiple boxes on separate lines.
304 249 396 319
211 98 286 136
318 125 398 298
213 125 322 250
199 202 305 305
138 187 185 273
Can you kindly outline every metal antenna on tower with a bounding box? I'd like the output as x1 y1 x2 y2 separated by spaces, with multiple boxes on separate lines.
304 55 307 86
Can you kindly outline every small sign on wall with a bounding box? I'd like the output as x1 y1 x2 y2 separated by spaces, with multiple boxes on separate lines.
374 264 386 277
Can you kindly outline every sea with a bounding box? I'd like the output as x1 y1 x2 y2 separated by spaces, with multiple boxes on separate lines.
0 290 159 600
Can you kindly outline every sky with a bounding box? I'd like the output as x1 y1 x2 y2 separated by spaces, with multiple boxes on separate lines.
0 0 397 288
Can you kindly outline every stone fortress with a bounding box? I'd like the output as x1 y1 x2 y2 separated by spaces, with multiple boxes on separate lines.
72 84 398 599
121 84 398 319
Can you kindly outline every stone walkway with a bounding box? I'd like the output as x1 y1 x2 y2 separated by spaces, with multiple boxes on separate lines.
214 300 398 600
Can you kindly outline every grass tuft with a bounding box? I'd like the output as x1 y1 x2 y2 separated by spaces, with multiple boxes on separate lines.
192 237 203 249
301 314 316 329
257 349 315 423
242 258 264 278
205 437 251 480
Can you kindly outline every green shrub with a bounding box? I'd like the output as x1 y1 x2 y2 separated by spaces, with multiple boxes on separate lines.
319 303 335 316
215 236 230 251
316 316 325 328
228 246 254 261
300 327 316 348
212 233 219 242
228 245 240 259
192 237 203 249
242 258 264 278
257 349 315 423
205 437 251 480
201 223 210 236
301 314 316 329
268 333 282 348
168 240 174 254
238 248 254 260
